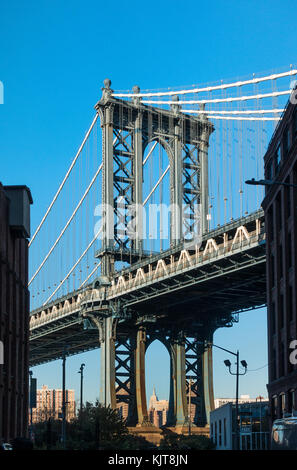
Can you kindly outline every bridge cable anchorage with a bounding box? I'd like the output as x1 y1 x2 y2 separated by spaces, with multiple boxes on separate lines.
43 226 103 305
28 162 103 286
140 89 291 105
29 113 99 247
112 68 297 97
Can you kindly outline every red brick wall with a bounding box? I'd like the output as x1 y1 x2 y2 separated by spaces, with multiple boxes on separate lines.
0 183 30 442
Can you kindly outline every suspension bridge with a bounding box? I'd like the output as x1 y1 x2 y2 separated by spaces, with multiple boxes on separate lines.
28 67 296 431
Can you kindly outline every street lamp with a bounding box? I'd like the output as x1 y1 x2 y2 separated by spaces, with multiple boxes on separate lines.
223 350 248 450
245 178 297 188
78 363 85 421
61 347 69 449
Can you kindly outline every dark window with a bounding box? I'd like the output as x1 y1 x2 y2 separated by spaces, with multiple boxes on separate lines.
279 294 284 329
224 418 227 446
268 207 274 241
283 127 290 158
271 253 275 287
266 158 273 180
288 390 294 412
289 286 293 321
294 109 297 140
219 419 222 446
275 145 281 174
280 343 285 377
271 302 276 334
279 244 283 279
288 232 292 267
271 396 277 421
272 348 277 380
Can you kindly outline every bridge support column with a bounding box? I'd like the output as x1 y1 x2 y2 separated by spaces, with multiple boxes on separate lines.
135 326 150 426
167 335 189 428
99 316 117 409
185 335 215 427
202 342 214 424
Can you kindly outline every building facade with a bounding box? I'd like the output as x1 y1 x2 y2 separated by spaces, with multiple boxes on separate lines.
0 184 32 443
262 91 297 421
214 395 268 409
31 385 76 423
148 387 168 427
210 401 270 450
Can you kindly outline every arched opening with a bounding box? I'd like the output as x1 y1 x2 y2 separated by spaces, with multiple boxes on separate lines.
142 140 171 254
145 339 170 427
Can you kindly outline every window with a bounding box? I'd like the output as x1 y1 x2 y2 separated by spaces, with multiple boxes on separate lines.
271 396 277 421
275 144 281 174
271 302 276 334
279 294 284 329
224 418 227 446
288 232 292 267
294 109 297 140
289 286 293 322
270 254 275 287
280 343 285 377
288 390 294 413
272 348 277 381
219 419 222 446
266 158 273 180
279 244 283 279
283 127 290 158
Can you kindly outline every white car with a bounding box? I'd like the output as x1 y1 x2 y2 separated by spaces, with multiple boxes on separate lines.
1 442 13 450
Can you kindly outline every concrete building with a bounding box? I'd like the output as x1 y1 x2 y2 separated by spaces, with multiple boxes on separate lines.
214 395 268 409
262 89 297 421
210 401 270 450
0 184 32 442
31 385 76 423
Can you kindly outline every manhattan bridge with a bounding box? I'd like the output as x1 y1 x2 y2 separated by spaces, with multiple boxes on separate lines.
29 67 296 431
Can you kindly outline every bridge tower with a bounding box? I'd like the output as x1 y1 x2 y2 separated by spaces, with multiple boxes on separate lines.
87 79 215 433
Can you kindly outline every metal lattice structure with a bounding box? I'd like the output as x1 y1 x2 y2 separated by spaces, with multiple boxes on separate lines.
28 73 283 432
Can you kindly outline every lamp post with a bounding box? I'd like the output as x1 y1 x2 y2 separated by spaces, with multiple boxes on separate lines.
223 351 248 450
78 363 85 421
188 378 193 436
61 347 68 449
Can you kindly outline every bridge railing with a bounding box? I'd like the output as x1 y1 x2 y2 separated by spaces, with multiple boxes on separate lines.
109 226 265 296
30 222 265 331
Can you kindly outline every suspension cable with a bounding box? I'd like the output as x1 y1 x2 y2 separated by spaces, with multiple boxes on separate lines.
29 113 99 246
44 226 103 305
29 163 103 286
141 89 290 105
113 69 297 97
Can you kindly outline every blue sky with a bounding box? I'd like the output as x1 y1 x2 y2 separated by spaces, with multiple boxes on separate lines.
0 0 295 405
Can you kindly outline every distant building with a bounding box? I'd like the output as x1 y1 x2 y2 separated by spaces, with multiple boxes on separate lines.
148 387 168 427
262 88 297 421
31 385 75 422
0 184 33 442
210 401 270 450
214 395 268 409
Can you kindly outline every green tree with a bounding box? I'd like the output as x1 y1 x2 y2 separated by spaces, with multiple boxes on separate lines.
66 400 129 450
159 433 215 450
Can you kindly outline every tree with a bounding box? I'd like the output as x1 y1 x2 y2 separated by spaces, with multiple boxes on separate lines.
159 433 215 450
66 400 129 450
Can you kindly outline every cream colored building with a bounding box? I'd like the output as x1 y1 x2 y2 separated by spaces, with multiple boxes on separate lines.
31 385 76 423
148 387 169 427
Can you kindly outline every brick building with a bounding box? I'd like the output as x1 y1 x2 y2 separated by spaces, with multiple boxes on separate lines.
262 90 297 420
0 184 33 442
